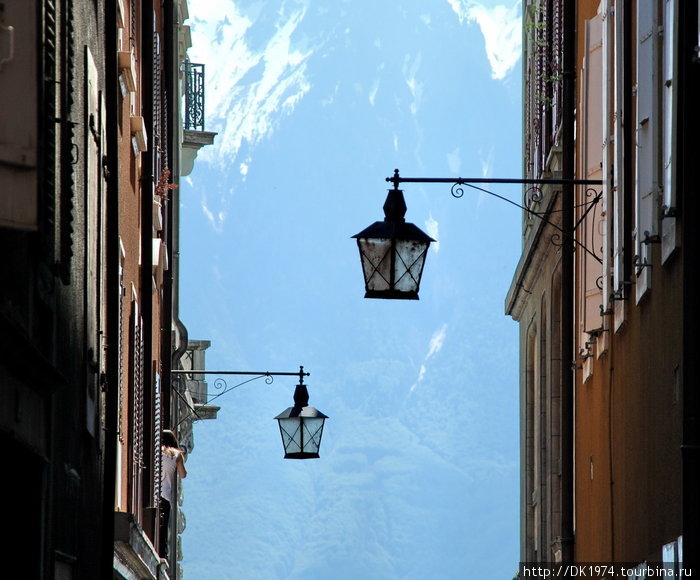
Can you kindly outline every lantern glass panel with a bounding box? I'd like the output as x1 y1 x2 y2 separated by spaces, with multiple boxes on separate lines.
278 417 302 456
357 237 392 292
393 239 429 293
300 417 325 455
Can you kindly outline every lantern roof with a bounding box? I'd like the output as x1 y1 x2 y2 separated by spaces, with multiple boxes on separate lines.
274 405 328 420
352 189 435 243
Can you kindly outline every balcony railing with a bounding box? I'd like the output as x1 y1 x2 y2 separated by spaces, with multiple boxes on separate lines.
184 61 205 131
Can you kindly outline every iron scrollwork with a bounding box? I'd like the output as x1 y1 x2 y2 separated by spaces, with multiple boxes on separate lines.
525 185 544 209
172 366 309 425
386 168 604 264
210 372 276 399
184 61 206 131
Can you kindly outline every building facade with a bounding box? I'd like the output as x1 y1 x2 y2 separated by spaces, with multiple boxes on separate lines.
0 1 214 577
508 0 699 572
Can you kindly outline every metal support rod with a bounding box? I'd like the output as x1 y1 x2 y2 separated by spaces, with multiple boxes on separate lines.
560 0 576 563
172 366 310 426
386 169 602 188
384 169 604 264
172 367 309 379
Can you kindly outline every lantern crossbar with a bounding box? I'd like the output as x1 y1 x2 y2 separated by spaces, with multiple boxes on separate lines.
171 369 308 377
387 175 603 187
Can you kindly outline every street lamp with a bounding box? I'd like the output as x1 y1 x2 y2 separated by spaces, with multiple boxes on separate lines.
172 366 327 459
352 186 435 300
353 169 603 300
274 369 328 459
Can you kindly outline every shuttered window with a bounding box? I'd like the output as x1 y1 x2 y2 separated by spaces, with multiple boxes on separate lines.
153 374 162 507
85 47 102 438
57 0 76 284
578 10 605 375
634 0 660 303
613 0 627 331
130 297 145 519
661 0 678 262
0 1 38 230
118 242 126 443
601 1 613 321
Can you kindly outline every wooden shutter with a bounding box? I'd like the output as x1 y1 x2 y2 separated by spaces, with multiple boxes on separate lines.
579 11 605 374
86 47 101 437
153 374 162 507
600 0 614 354
634 0 660 303
661 0 678 262
130 297 145 519
0 1 38 229
57 0 76 284
613 0 626 331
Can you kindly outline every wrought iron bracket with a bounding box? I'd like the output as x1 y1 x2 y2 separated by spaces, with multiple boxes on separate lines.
172 366 309 424
386 169 605 264
609 280 634 302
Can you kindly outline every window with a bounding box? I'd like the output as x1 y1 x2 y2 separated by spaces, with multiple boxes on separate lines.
0 1 38 230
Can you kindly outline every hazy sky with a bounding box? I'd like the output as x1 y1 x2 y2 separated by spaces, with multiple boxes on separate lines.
179 1 523 578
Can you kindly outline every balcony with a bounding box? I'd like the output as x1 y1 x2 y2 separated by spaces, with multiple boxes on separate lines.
182 61 216 175
184 61 206 131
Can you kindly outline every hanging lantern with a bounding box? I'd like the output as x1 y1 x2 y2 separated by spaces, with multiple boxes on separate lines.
353 188 434 300
275 375 327 459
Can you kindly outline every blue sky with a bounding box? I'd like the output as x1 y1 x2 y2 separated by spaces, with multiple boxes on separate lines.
179 1 523 578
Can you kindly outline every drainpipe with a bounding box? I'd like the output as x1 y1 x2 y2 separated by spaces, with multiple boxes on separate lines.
162 10 187 568
160 0 175 430
167 0 190 419
560 0 576 564
102 0 119 576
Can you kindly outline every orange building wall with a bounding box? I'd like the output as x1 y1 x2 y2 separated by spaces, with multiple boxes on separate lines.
572 0 683 565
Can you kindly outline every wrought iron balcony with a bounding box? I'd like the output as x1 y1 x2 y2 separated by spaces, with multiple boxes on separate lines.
184 61 206 131
181 61 217 175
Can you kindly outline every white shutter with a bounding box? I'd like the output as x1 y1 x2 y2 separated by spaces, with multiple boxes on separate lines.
578 12 605 377
601 0 613 319
613 0 626 331
662 540 679 574
661 0 678 262
86 47 102 437
634 0 660 303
